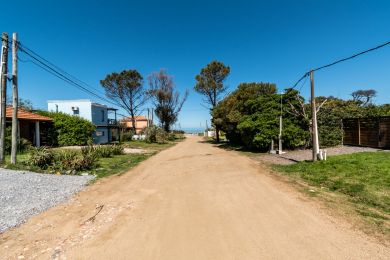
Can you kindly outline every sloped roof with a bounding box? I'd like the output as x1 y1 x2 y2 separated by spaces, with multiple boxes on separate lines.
6 107 53 122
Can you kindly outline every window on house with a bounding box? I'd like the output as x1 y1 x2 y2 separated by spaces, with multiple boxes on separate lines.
73 109 79 115
55 104 58 113
101 110 105 122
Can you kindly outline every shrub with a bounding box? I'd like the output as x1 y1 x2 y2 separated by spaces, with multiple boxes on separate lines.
53 149 97 172
36 111 96 146
110 144 124 155
121 131 134 142
144 126 158 143
29 147 54 169
156 128 168 144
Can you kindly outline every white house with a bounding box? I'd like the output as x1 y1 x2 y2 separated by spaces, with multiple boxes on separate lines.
47 99 119 144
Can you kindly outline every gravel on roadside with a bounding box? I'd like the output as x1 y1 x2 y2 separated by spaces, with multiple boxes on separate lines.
0 169 94 233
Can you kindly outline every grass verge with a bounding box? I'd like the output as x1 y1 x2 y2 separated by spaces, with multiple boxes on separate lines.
1 140 179 179
273 151 390 238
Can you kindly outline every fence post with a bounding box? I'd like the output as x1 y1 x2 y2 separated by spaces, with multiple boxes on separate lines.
358 118 361 146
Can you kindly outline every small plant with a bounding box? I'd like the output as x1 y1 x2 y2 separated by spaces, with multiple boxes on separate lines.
110 144 124 155
29 147 54 169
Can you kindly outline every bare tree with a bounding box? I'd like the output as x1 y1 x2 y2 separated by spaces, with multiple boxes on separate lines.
351 89 377 106
100 69 146 133
148 69 188 132
194 60 230 142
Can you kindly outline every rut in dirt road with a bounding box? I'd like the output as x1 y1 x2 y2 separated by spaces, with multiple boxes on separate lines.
1 135 389 259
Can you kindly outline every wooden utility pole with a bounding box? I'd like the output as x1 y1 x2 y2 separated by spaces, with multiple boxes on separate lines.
11 33 18 164
0 33 9 163
310 70 319 161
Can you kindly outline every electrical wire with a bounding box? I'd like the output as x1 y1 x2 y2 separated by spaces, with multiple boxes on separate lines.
17 44 121 109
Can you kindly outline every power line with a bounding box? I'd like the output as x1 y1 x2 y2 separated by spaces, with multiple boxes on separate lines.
17 41 106 96
290 40 390 90
17 43 121 109
312 40 390 72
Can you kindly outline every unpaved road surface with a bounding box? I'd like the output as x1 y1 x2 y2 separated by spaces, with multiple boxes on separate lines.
1 135 389 259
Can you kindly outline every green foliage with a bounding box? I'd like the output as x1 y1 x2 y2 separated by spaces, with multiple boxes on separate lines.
214 83 309 150
29 144 124 174
121 130 134 142
100 70 147 133
143 126 170 144
28 147 54 169
144 126 158 143
4 126 32 154
194 60 230 142
37 111 96 146
214 83 390 150
156 128 168 144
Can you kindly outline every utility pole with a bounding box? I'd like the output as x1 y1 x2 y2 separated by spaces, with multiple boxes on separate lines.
0 33 9 163
278 92 284 154
151 108 154 126
310 70 319 161
11 33 18 164
147 108 150 127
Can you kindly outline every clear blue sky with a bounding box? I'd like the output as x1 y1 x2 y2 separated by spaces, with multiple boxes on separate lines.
2 0 390 129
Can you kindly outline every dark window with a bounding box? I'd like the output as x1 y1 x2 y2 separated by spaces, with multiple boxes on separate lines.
73 109 79 115
101 110 105 122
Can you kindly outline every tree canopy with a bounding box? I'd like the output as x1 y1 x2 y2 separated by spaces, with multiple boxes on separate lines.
148 70 188 132
100 69 146 132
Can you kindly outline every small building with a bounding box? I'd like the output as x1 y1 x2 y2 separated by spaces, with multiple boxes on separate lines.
6 107 53 147
47 99 119 144
121 116 151 134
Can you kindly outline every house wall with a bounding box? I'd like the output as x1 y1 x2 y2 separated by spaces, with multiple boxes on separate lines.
91 104 108 126
93 127 109 144
48 100 111 144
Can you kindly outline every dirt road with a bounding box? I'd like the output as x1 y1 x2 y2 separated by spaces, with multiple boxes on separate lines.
1 135 389 259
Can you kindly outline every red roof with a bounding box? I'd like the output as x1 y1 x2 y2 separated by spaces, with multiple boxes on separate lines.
6 107 52 122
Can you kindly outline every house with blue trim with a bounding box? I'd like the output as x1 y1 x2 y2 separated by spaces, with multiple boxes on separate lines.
47 99 119 144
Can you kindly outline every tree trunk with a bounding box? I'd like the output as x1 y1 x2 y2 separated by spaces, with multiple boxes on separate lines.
130 110 136 134
215 125 220 143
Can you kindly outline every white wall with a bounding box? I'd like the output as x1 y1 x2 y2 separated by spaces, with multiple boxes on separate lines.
47 100 92 121
47 100 111 144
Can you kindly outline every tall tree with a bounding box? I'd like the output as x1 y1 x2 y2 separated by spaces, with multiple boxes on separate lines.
351 89 377 106
148 70 188 132
194 60 230 142
100 69 146 133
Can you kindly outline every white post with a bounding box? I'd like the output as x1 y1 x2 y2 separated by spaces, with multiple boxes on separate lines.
35 121 40 147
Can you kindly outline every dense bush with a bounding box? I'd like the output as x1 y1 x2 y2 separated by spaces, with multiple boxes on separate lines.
36 111 96 146
29 144 124 174
144 126 158 143
29 147 54 169
213 83 390 150
214 84 309 150
143 126 171 144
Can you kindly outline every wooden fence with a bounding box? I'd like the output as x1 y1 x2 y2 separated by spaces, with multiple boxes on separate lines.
342 116 390 148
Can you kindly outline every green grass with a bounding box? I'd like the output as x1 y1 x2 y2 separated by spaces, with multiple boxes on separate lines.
89 153 152 179
274 152 390 222
1 140 179 179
